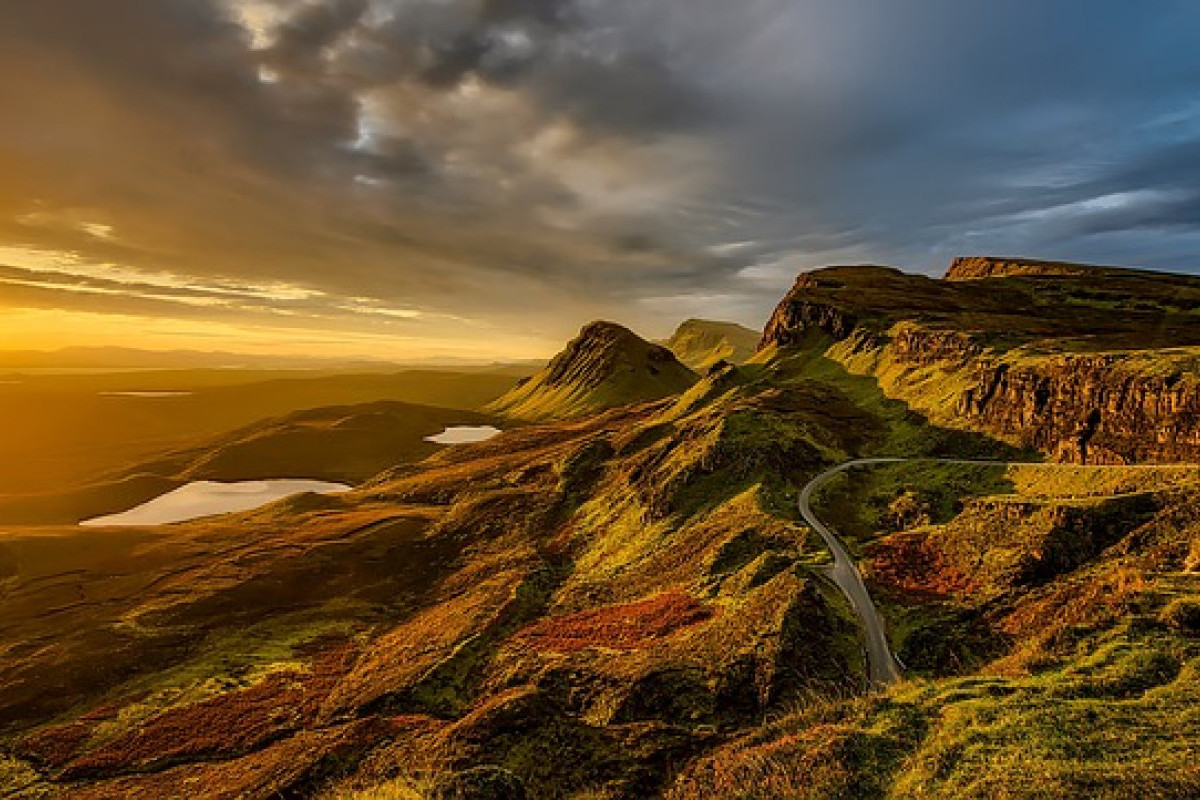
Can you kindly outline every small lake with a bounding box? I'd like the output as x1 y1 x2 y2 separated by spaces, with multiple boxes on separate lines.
81 479 350 527
424 425 503 445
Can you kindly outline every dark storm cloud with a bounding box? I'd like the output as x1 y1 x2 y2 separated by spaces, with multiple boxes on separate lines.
265 0 369 76
2 0 1200 346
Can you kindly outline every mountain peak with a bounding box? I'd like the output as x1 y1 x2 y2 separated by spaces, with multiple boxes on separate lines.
663 318 760 371
488 321 698 420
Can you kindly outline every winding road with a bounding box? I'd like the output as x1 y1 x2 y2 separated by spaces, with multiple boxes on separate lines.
799 458 909 688
797 457 1200 689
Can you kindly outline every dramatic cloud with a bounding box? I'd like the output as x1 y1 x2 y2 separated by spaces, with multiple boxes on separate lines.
1 0 1199 355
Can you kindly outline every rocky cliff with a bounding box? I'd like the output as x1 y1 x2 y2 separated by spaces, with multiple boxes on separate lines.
759 260 1200 464
944 256 1108 281
956 355 1200 464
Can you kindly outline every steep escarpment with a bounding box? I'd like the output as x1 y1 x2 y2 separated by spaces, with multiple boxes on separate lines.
945 255 1120 281
488 321 698 421
955 355 1200 463
759 259 1200 463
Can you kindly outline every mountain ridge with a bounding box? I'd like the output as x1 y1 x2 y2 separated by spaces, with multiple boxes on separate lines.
6 255 1200 800
487 320 699 421
662 319 760 371
759 257 1200 463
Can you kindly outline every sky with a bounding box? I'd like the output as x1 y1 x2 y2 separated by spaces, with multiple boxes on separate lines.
2 0 1200 360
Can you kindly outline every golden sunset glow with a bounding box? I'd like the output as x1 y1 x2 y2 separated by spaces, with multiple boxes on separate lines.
5 1 1197 367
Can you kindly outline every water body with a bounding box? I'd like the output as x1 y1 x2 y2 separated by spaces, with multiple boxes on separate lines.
424 425 503 445
81 479 350 527
99 391 195 398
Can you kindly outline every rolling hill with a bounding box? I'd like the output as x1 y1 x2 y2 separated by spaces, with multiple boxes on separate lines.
486 321 699 421
4 257 1200 800
662 319 760 371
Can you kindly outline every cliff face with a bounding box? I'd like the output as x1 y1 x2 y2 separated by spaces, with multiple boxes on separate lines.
944 256 1102 281
759 261 1200 464
956 357 1200 464
759 274 860 349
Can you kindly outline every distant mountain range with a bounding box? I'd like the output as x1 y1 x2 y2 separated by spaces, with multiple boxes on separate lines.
0 346 544 372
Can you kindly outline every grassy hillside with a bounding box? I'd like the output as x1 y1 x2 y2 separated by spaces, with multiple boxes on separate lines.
488 322 698 421
670 461 1200 799
0 350 933 798
0 335 1032 799
6 258 1200 798
663 319 761 372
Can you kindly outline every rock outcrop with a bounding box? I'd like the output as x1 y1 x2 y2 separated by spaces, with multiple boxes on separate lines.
944 256 1106 281
759 259 1200 464
956 356 1200 464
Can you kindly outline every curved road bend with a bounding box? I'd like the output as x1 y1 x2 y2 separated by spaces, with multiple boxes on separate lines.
799 457 1200 689
799 458 908 688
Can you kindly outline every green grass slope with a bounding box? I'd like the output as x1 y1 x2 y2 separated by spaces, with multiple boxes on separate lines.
9 259 1200 799
663 319 761 371
487 321 699 421
668 461 1200 800
0 338 1027 799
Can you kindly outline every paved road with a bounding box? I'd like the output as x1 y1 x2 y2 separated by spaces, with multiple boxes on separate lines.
799 458 908 687
799 456 1200 689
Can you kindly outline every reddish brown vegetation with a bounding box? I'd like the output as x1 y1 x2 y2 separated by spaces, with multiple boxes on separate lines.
60 640 358 779
865 533 978 601
667 722 863 800
999 566 1147 638
16 720 97 768
512 590 714 653
321 570 529 718
58 717 392 800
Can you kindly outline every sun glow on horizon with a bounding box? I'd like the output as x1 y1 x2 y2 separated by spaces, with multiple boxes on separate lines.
0 307 553 362
0 243 558 361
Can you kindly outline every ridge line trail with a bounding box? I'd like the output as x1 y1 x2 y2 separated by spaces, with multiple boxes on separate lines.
797 457 1200 688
